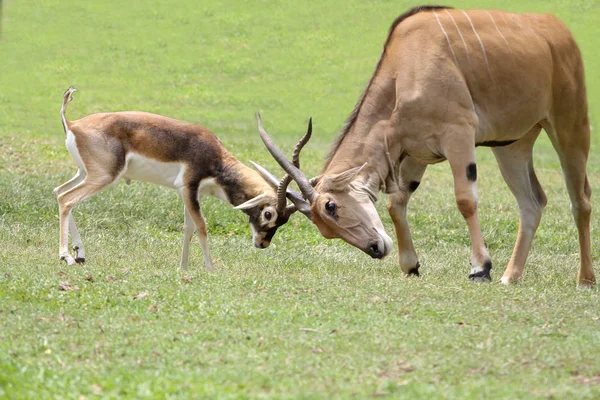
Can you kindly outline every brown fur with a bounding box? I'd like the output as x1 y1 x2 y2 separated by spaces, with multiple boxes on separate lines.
55 92 288 270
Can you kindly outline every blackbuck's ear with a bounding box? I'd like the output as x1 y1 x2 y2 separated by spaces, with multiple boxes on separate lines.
234 193 270 210
320 163 367 192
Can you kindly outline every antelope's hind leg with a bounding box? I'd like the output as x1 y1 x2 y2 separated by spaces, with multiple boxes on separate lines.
492 127 546 284
544 121 594 286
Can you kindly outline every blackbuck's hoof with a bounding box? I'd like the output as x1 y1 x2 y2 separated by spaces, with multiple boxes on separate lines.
75 257 86 264
469 261 492 282
60 255 76 266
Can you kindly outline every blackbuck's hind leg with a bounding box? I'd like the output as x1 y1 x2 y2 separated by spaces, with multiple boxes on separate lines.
543 121 595 286
54 170 88 264
444 136 492 281
57 173 116 265
181 187 214 271
492 127 546 284
387 156 427 276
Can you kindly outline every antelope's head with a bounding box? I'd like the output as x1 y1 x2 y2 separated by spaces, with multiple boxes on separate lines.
255 114 393 259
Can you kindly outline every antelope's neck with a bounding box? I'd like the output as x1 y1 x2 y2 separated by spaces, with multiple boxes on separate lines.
325 127 402 196
324 71 401 194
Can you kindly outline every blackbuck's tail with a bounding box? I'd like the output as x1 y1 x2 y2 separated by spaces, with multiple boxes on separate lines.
60 86 78 134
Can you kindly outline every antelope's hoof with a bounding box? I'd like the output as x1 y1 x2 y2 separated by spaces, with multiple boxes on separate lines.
75 257 86 264
500 275 522 285
407 262 420 277
577 279 596 289
469 261 492 282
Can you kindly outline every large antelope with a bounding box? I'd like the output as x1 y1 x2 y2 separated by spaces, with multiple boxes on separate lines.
258 6 595 285
55 87 310 270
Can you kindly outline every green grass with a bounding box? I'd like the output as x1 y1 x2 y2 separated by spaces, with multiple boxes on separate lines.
1 0 600 398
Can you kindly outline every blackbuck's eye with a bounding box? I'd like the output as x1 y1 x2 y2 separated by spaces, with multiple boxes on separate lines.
264 211 272 221
325 200 337 216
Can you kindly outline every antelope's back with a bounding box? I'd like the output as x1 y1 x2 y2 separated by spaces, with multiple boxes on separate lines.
386 9 584 137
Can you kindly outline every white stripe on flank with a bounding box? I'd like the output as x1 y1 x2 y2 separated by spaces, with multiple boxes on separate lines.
461 10 492 76
444 9 470 63
485 11 513 59
433 11 459 66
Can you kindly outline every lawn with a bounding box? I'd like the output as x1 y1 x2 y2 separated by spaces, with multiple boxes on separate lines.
1 0 600 398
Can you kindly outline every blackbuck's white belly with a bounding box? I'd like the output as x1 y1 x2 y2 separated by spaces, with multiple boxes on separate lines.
123 153 186 189
121 154 230 201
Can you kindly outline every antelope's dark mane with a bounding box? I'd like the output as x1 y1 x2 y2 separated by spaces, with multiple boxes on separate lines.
322 5 452 171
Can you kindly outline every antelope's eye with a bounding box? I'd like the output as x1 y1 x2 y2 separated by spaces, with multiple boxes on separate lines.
264 211 272 220
325 200 337 216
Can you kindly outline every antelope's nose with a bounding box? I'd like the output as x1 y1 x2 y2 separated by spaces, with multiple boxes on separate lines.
258 241 270 249
368 243 384 259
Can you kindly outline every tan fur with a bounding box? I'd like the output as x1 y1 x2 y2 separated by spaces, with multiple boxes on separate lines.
266 8 594 285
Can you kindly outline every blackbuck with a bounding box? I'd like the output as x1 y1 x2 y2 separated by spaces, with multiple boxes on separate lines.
258 6 595 285
55 87 310 270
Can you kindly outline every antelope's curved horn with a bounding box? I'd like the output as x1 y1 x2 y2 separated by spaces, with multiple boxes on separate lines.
292 117 312 168
275 118 313 213
256 113 316 203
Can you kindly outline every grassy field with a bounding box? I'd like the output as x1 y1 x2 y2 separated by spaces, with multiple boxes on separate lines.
1 0 600 398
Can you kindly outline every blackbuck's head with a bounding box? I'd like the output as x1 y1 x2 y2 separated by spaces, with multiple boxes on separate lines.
235 119 313 249
255 114 393 259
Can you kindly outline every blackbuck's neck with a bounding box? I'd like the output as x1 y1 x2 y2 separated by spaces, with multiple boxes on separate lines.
218 160 275 208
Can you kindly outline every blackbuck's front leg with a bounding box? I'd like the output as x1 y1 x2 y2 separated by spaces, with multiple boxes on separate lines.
179 206 195 270
181 186 214 271
492 127 547 284
387 156 427 276
445 140 492 281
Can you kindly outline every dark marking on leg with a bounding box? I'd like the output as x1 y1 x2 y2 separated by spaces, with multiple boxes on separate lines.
466 163 477 182
408 261 420 276
469 260 492 282
408 181 420 192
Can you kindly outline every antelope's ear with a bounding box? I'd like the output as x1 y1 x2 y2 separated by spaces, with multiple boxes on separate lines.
234 193 270 210
320 163 366 192
309 175 322 187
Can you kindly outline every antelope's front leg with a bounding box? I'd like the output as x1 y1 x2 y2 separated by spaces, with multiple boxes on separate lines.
387 157 427 275
447 149 492 281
